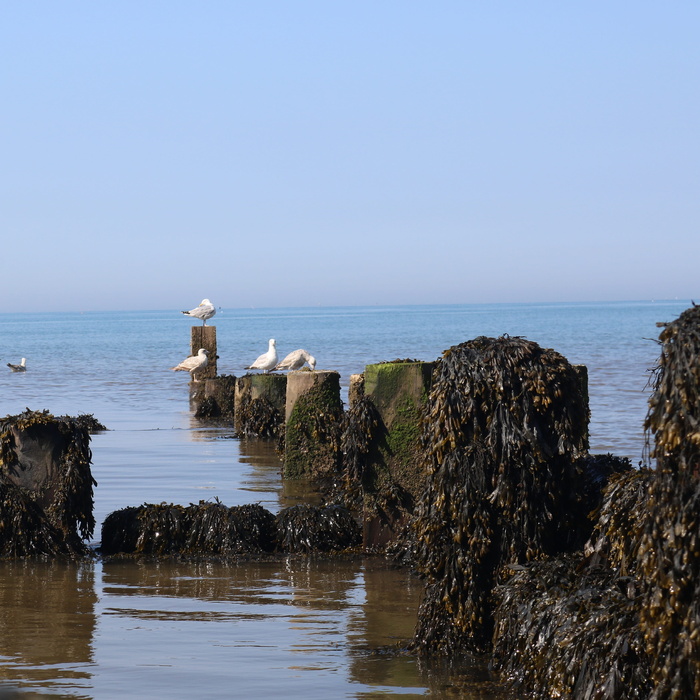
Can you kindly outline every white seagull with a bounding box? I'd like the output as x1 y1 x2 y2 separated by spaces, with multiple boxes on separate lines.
245 339 278 373
275 349 316 371
171 348 209 382
181 299 216 326
7 358 27 372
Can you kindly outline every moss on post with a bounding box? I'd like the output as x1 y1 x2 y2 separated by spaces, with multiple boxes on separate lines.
357 361 434 547
284 371 343 480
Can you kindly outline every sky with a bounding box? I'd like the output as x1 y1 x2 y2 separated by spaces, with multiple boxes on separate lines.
2 2 699 312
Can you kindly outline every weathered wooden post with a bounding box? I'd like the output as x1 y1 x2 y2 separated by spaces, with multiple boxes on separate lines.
234 374 287 438
348 373 365 408
358 361 435 547
189 326 218 404
284 371 343 480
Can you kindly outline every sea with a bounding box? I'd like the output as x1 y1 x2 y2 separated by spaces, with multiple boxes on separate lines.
0 300 689 699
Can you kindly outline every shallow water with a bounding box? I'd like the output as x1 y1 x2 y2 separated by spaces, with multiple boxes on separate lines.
0 301 691 697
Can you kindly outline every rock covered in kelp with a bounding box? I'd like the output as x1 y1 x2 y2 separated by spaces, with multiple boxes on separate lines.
635 304 700 698
101 501 277 556
340 395 382 507
0 483 75 557
412 336 590 654
275 504 361 553
0 409 97 556
491 554 651 699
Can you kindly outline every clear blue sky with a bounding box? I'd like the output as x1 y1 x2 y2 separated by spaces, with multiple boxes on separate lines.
2 2 698 312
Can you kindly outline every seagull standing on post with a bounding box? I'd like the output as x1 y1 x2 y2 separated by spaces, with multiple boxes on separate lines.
181 299 216 326
245 339 278 373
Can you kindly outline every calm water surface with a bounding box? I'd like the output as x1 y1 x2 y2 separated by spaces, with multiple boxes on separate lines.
0 301 691 698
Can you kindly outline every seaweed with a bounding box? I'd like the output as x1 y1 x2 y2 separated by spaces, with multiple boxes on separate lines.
411 336 589 654
234 393 283 439
0 409 96 556
275 504 362 553
644 303 700 476
492 554 651 699
341 395 382 498
100 501 277 556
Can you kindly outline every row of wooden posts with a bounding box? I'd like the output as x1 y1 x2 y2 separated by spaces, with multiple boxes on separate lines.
186 326 444 547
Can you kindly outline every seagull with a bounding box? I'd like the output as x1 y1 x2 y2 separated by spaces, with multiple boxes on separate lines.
171 348 209 382
7 358 27 372
245 339 278 373
181 299 216 326
275 349 316 371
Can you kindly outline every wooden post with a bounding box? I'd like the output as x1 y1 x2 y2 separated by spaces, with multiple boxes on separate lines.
348 373 365 408
233 374 287 438
361 360 435 547
284 371 343 480
190 326 217 380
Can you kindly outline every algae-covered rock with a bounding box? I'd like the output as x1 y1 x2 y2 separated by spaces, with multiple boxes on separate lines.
492 554 651 699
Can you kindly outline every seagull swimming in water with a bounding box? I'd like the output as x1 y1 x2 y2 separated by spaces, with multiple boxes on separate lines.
275 349 316 371
171 348 209 382
245 339 278 373
181 299 216 326
7 358 26 372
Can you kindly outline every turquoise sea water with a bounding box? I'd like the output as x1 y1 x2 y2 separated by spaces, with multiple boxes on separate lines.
0 300 691 698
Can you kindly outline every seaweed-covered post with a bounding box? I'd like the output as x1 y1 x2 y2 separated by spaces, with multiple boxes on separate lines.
284 371 343 480
0 409 97 557
351 361 434 547
195 375 237 419
490 305 700 698
412 336 589 654
636 303 700 698
234 374 287 438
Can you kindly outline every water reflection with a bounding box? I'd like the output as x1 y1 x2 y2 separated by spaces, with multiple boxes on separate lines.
236 438 324 511
0 560 96 698
0 556 512 698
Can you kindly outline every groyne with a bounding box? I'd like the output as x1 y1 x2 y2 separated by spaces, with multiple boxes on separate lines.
4 305 700 699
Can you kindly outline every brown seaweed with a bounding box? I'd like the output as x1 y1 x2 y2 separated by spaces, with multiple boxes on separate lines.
234 393 283 440
100 501 277 556
411 336 589 654
0 409 96 556
275 504 361 553
492 554 651 699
